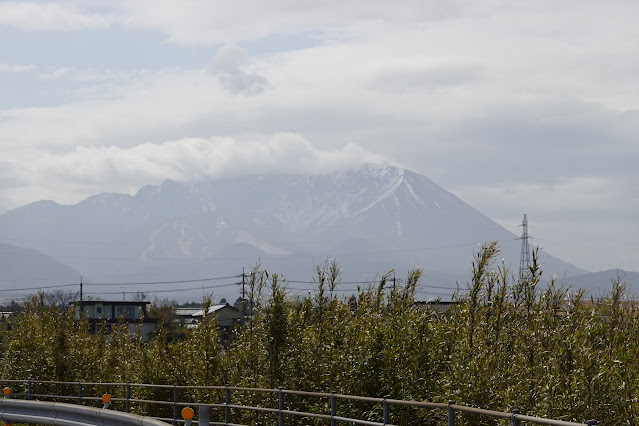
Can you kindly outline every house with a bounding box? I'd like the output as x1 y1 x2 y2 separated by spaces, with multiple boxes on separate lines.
74 300 158 342
190 303 244 330
175 307 201 328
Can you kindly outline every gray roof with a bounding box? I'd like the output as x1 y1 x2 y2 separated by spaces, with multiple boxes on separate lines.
191 303 239 317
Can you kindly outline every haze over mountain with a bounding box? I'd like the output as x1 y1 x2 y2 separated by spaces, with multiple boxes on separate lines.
0 243 83 301
0 164 587 301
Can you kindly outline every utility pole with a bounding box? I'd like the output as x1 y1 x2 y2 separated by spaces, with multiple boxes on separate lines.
518 214 532 284
80 277 83 304
242 267 246 300
236 268 246 300
235 268 248 315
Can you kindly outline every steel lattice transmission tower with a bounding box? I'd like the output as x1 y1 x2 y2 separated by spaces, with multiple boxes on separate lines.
518 214 531 282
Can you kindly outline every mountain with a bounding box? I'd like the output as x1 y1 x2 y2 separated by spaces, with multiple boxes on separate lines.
0 243 83 300
0 164 586 301
560 269 639 297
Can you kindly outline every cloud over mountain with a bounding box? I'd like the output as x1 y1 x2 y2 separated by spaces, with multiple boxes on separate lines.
0 135 387 211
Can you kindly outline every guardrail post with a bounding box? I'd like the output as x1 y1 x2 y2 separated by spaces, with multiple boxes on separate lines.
27 379 32 400
125 382 131 412
225 385 231 425
330 391 337 426
173 384 179 426
278 387 285 426
199 405 209 426
77 381 83 405
447 400 455 426
383 395 390 425
511 409 521 426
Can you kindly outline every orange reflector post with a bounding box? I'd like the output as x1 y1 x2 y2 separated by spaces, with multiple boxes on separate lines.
3 387 11 395
102 394 112 404
181 406 195 420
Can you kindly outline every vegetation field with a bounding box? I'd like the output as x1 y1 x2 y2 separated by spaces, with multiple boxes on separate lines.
0 242 635 425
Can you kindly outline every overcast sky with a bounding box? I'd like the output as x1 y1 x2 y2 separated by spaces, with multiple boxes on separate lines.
1 0 638 273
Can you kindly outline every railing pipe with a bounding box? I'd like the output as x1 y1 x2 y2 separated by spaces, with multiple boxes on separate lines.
126 382 131 412
173 384 178 426
383 395 390 425
512 408 521 426
199 405 209 426
0 379 598 426
278 387 285 426
224 385 231 425
331 391 337 426
448 400 455 426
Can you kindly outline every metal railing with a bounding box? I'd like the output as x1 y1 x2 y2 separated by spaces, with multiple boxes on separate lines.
1 379 599 426
0 398 170 425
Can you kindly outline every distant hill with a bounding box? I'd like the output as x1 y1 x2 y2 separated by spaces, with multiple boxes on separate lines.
0 243 82 299
0 164 586 301
559 269 639 298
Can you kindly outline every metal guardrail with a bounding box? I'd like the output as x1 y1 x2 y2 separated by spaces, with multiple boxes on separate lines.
1 379 599 426
0 398 170 425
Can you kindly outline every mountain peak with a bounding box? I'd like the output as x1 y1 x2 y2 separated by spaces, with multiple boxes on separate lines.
0 166 587 300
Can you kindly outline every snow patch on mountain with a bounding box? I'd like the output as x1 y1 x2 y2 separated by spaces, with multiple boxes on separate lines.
404 181 427 209
235 230 290 255
350 171 404 217
141 221 210 259
393 194 402 237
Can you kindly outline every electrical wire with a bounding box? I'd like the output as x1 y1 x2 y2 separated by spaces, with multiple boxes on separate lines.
85 282 239 296
0 283 78 292
0 239 520 262
0 275 239 293
92 275 239 286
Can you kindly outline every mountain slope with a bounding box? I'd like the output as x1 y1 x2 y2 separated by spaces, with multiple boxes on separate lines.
0 164 586 300
0 243 82 299
561 269 639 297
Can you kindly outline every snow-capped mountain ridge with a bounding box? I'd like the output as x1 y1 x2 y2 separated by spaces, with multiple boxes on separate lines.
0 163 586 299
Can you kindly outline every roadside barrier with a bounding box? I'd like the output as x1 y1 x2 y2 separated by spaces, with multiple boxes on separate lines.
1 379 599 426
0 398 170 425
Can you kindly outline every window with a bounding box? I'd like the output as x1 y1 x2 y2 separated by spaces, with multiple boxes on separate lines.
115 305 143 320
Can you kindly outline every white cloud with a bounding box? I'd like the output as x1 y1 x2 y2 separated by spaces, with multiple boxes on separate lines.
0 135 386 208
115 0 463 45
0 2 113 31
0 63 35 73
43 134 384 181
209 45 270 95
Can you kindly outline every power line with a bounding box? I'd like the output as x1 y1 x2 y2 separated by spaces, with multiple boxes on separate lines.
85 282 239 296
286 279 371 285
0 283 78 292
0 275 239 294
91 275 239 286
0 262 467 297
0 239 520 262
